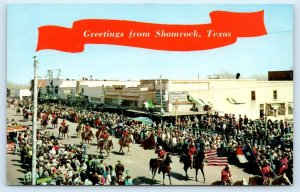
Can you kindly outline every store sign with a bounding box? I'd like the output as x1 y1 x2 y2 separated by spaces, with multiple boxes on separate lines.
169 91 188 102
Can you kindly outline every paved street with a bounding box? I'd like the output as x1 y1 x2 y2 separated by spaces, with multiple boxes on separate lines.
6 106 254 186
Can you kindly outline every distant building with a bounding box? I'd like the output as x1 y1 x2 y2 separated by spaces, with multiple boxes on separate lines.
137 79 293 121
268 70 293 81
34 74 293 121
30 79 47 97
15 89 32 100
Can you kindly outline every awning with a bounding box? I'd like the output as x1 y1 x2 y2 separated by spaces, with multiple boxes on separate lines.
131 117 153 125
226 98 245 105
187 95 206 106
102 104 119 109
270 104 280 110
7 125 28 133
201 99 212 106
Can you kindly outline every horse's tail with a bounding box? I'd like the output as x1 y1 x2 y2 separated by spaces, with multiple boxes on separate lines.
149 159 153 171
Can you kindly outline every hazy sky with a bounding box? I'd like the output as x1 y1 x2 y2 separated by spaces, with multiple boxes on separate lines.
7 4 293 84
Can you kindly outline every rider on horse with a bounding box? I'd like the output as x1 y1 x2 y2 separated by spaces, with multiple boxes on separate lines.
61 119 66 128
100 130 110 147
122 128 129 146
278 153 289 175
157 146 166 160
260 160 275 185
221 164 232 185
188 142 197 169
51 113 58 128
85 123 91 137
94 118 102 129
156 146 166 173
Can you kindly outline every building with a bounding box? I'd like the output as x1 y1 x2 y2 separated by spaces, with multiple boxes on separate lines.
15 89 32 100
34 72 293 121
80 80 139 106
46 78 140 107
103 85 140 109
137 79 293 121
268 70 293 81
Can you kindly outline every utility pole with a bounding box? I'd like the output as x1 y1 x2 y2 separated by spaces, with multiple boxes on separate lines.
32 57 38 185
159 75 163 131
265 103 268 145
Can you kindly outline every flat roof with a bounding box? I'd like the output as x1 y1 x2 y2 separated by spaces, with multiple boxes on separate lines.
126 109 206 116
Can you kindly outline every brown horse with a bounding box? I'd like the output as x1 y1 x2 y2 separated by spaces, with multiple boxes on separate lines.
81 130 94 145
95 130 102 141
248 173 291 185
58 125 69 139
180 150 205 182
180 153 191 180
211 180 233 186
211 181 224 185
97 139 114 159
233 178 248 185
194 150 205 182
51 116 58 129
76 125 83 138
149 153 172 185
118 136 133 155
41 118 49 130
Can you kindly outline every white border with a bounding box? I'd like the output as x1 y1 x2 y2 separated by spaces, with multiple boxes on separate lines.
1 0 298 192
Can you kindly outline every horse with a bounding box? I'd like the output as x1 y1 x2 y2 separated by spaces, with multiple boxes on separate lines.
81 130 94 145
23 111 29 122
211 181 224 185
95 130 102 141
51 116 58 129
149 153 173 185
97 139 114 159
211 179 233 186
248 173 292 185
41 118 49 130
58 125 69 139
76 125 83 138
118 136 133 155
180 153 191 180
233 178 248 185
16 107 21 115
194 150 206 182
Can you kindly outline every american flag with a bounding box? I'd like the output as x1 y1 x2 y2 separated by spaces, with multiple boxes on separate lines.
205 150 228 166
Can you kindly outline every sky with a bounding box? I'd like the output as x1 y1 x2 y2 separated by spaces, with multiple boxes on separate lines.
7 4 293 84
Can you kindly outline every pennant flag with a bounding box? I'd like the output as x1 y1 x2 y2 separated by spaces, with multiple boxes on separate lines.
242 145 256 162
143 100 156 109
226 98 245 105
236 146 248 163
205 150 228 166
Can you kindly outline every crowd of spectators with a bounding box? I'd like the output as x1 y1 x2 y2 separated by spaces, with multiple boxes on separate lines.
7 98 293 184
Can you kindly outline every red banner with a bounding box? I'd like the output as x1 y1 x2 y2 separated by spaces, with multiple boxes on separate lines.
36 10 267 52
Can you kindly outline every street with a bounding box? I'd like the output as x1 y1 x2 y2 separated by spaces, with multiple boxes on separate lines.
6 106 254 186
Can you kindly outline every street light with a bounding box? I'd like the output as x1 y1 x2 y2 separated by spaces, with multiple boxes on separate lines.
159 75 163 130
32 57 38 185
